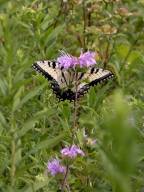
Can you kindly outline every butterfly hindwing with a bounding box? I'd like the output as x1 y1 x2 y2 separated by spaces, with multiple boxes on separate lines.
76 67 114 97
88 67 113 86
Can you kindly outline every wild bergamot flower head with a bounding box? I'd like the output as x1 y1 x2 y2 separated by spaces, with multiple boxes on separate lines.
61 145 85 158
47 159 66 176
57 51 96 69
79 51 96 67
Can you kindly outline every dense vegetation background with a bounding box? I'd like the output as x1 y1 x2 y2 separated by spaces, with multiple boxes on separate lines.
0 0 144 191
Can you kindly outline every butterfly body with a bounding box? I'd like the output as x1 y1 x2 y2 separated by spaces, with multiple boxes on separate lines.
32 60 114 101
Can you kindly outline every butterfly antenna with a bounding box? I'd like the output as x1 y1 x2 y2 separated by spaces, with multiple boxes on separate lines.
58 50 71 57
80 48 84 54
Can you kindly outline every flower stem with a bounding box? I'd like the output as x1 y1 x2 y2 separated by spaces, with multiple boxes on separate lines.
103 38 111 68
72 71 79 141
10 113 16 187
61 165 69 192
82 0 87 51
120 33 140 72
11 139 16 186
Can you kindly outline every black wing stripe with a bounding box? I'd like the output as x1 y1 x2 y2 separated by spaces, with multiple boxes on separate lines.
78 72 84 80
44 60 59 68
89 73 113 86
47 61 51 67
33 63 54 81
61 71 68 86
52 61 56 68
90 67 95 74
95 68 99 73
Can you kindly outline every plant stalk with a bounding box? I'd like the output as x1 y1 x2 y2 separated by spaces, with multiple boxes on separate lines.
72 70 79 141
61 165 70 192
10 113 16 187
11 139 16 186
82 0 87 51
120 32 141 72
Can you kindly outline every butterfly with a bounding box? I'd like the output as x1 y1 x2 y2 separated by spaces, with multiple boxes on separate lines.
32 60 114 101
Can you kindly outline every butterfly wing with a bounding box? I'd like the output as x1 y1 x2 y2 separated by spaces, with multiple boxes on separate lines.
76 67 114 98
32 61 114 100
32 60 75 100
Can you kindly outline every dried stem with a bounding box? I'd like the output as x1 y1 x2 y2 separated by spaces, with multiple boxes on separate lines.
61 165 70 192
53 0 63 28
66 182 71 192
103 38 111 68
120 33 140 72
82 0 87 51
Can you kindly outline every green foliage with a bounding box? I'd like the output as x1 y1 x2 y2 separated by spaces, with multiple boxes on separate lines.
0 0 144 191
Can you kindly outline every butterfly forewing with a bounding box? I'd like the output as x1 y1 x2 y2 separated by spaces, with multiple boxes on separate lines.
33 60 61 83
33 60 76 100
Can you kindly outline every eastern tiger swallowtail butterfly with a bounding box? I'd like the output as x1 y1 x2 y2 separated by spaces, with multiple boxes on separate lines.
32 60 114 101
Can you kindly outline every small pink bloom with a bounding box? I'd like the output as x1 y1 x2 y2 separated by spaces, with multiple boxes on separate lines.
61 145 85 158
47 159 66 176
57 53 78 69
57 51 96 69
79 51 96 67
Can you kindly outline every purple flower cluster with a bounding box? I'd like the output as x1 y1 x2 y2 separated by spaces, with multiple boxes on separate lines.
79 51 96 67
47 145 85 176
57 53 77 69
47 159 65 176
61 145 85 158
57 51 96 69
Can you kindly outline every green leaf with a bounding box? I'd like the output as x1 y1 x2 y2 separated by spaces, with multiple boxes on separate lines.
18 108 54 138
0 0 10 5
12 83 46 112
20 179 51 192
0 111 7 132
116 44 130 59
12 86 24 112
42 25 65 47
0 77 8 96
24 132 67 158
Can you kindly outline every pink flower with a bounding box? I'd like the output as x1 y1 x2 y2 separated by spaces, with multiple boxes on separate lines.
47 159 66 176
57 51 96 69
61 145 85 158
57 53 78 69
79 51 96 67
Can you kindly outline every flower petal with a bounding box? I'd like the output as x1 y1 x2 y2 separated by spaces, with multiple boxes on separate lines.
61 145 85 158
79 51 96 67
